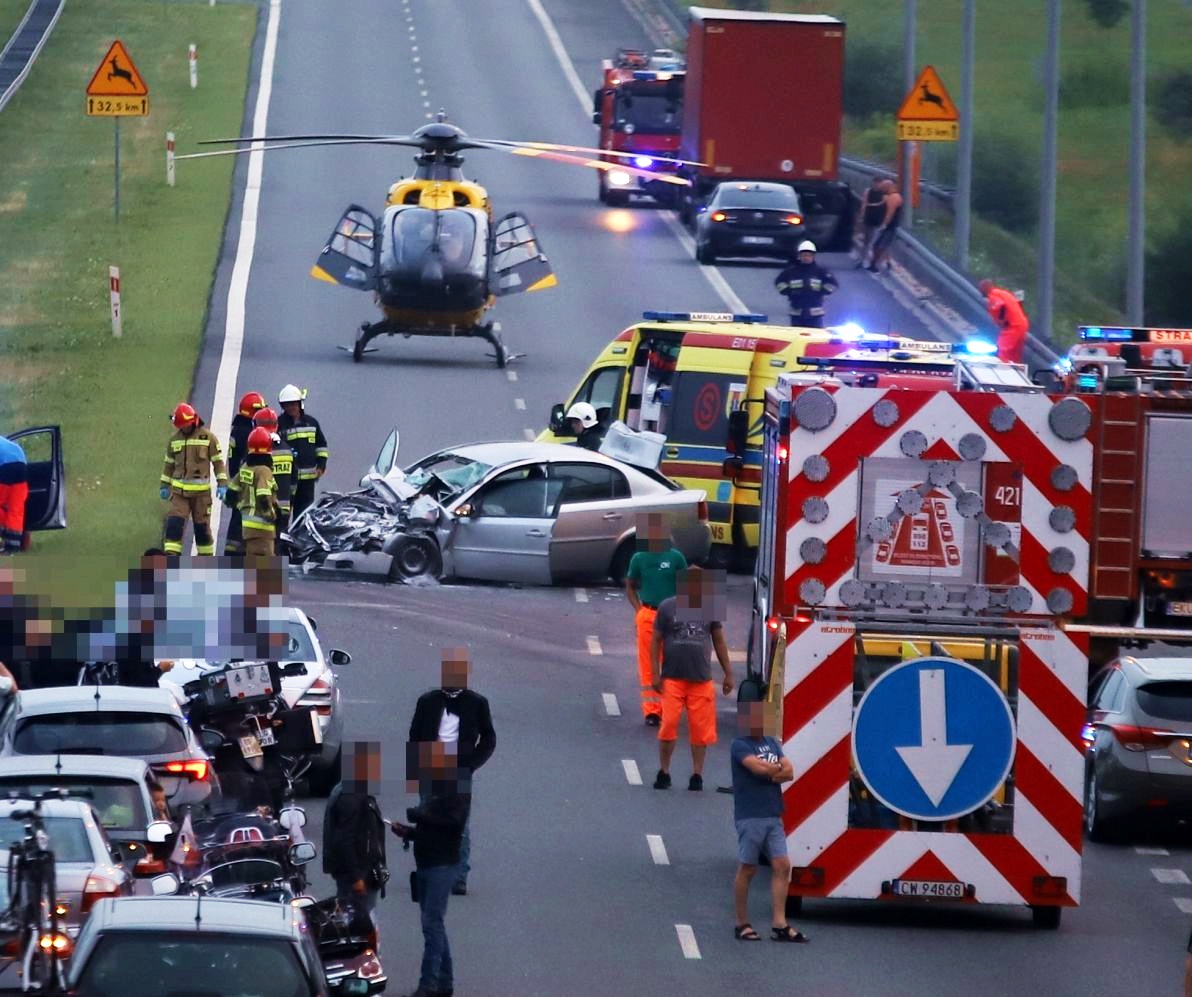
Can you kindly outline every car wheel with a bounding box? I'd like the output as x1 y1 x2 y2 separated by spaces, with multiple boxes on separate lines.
387 535 443 582
695 239 716 265
1084 766 1117 842
1030 904 1062 929
306 745 341 797
609 539 636 585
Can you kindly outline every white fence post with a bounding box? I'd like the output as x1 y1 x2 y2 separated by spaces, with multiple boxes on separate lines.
166 131 176 187
109 266 122 338
188 44 197 89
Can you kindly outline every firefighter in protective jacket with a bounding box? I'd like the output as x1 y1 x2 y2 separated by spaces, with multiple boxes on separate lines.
774 241 838 328
223 391 268 555
237 427 280 557
252 407 294 552
160 404 228 556
277 384 328 521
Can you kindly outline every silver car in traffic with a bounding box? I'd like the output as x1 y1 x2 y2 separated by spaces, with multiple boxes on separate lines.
292 438 711 585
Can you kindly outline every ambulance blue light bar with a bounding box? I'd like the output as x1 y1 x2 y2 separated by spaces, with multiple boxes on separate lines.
642 311 768 324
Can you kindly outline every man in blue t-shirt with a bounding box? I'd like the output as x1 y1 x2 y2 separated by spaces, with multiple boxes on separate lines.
730 699 806 943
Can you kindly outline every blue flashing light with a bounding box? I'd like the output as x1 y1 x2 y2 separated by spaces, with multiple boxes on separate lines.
633 155 654 169
1077 373 1100 390
835 321 866 342
642 311 768 324
1054 357 1073 375
1079 325 1134 342
957 337 998 356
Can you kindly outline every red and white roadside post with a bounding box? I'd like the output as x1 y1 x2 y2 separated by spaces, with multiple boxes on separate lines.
188 45 198 89
166 132 176 187
109 266 122 339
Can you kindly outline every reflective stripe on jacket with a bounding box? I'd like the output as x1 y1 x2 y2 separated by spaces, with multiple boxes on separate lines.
278 412 328 478
161 427 227 493
270 444 295 513
237 463 277 534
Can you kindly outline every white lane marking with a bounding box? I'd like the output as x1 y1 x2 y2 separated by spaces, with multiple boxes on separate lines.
206 0 282 548
523 427 536 441
587 635 603 656
602 692 621 716
506 369 518 382
1175 898 1192 915
1135 846 1170 856
514 397 526 410
622 759 642 785
574 587 589 603
675 924 702 960
525 0 745 313
1151 868 1191 885
646 834 670 865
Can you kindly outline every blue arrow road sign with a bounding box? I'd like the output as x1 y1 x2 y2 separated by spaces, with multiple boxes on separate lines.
851 657 1016 823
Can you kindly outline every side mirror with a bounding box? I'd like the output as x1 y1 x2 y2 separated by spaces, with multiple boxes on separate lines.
150 872 180 896
549 403 567 434
288 841 317 866
199 728 224 754
279 805 307 831
146 820 173 844
454 503 474 519
282 661 309 677
328 649 351 667
591 111 601 125
307 617 318 632
722 456 745 480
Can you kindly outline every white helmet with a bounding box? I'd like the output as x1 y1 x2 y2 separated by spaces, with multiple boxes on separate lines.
797 240 817 254
278 384 304 404
565 402 598 428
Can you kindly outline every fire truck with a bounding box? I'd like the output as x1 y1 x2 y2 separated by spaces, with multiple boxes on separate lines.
592 48 685 206
749 351 1091 927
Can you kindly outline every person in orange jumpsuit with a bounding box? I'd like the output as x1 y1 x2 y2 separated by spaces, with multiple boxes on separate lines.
979 279 1029 364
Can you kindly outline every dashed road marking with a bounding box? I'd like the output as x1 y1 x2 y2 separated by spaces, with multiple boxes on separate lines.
622 759 642 785
675 924 701 960
506 369 518 382
647 834 670 865
602 692 621 716
1151 868 1190 885
1135 846 1170 856
514 397 526 410
1174 898 1192 914
574 588 589 603
587 635 603 655
523 428 536 441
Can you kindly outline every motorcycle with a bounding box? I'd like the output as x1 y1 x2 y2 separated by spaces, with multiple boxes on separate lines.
295 895 388 995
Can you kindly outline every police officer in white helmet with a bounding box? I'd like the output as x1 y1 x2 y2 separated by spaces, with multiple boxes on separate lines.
774 240 838 329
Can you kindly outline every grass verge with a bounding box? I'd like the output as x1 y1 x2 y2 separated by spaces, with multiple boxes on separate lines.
0 0 257 607
0 1 29 46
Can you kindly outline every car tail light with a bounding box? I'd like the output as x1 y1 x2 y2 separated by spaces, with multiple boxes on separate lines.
784 214 803 225
165 759 209 781
38 932 72 956
711 211 727 222
82 873 123 914
696 499 708 522
53 901 69 919
1109 724 1172 752
299 675 334 717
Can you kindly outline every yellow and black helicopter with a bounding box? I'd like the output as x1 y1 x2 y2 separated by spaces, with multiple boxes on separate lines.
200 115 696 367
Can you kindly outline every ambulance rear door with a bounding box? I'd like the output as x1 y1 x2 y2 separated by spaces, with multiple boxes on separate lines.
662 333 756 548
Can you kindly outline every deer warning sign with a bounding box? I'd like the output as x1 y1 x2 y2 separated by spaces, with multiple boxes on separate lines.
86 40 149 117
896 66 957 142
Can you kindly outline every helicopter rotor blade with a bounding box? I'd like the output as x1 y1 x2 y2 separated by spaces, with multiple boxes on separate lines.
175 138 421 161
476 138 706 168
198 133 416 146
489 143 690 186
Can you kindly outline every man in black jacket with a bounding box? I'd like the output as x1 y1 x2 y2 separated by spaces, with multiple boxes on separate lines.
323 740 387 915
774 240 838 328
408 647 495 895
392 740 470 997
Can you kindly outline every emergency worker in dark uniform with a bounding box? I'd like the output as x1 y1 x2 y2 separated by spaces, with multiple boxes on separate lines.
277 384 328 521
253 408 294 553
160 404 227 556
774 241 838 329
223 391 268 555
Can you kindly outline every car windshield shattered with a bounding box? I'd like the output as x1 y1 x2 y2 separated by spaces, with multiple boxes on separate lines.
404 452 492 499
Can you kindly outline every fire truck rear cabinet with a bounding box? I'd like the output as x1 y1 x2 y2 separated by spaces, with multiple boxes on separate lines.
757 379 1094 927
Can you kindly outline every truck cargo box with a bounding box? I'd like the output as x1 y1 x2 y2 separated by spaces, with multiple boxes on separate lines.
680 8 845 184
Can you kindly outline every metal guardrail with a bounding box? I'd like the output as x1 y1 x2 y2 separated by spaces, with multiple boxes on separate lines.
0 0 65 114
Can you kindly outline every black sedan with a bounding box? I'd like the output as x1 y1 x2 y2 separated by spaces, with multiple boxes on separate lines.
694 182 805 264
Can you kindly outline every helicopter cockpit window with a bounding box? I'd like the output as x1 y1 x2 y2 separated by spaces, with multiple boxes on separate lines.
614 85 682 134
379 206 480 274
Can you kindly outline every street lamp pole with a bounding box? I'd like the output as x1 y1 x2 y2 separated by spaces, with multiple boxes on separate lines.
1037 0 1061 341
955 0 975 270
902 0 916 230
1126 0 1146 323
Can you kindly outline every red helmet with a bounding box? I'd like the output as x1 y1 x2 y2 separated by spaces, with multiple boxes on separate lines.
247 427 274 455
238 391 267 418
172 403 199 429
252 406 279 430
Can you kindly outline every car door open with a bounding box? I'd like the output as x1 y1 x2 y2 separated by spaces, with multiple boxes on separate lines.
9 425 65 531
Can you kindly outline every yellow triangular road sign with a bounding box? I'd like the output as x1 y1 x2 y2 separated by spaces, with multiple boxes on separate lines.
897 66 957 122
86 40 149 97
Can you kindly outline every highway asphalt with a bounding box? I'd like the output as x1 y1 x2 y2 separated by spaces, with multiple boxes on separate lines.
185 1 1191 995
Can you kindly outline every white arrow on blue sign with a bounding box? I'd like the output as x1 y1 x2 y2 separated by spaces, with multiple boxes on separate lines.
851 657 1016 822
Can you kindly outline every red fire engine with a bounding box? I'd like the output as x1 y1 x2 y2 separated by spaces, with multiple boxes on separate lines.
592 48 685 206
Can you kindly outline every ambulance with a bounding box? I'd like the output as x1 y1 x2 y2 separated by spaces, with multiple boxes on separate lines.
540 311 948 564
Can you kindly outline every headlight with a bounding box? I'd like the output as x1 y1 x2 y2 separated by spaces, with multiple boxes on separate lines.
608 170 632 187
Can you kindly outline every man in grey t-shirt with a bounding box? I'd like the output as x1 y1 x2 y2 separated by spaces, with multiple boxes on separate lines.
649 567 733 791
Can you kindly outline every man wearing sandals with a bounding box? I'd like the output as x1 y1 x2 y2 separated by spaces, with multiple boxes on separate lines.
731 699 808 944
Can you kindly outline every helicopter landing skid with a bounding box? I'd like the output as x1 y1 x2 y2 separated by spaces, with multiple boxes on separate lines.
346 319 514 369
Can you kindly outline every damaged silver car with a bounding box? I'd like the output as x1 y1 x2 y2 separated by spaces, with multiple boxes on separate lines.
284 432 711 585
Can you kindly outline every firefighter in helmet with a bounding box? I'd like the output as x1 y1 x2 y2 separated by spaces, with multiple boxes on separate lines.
276 384 328 521
566 402 605 451
223 391 268 555
252 407 294 554
237 427 280 558
774 240 838 329
160 403 228 556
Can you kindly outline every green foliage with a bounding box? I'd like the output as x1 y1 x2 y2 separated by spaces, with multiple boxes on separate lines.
1059 58 1129 110
1153 70 1192 140
1145 219 1192 327
843 38 902 118
1085 0 1130 29
972 125 1039 233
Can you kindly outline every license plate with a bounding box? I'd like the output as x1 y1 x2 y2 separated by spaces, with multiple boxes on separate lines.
238 735 263 759
741 236 773 245
892 879 965 899
258 727 277 748
1167 601 1192 617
